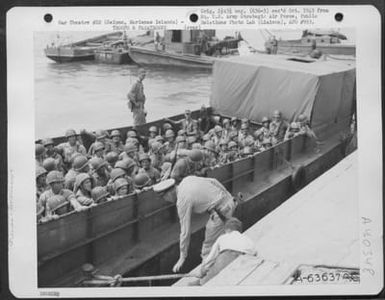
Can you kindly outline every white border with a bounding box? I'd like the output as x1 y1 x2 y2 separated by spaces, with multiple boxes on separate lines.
7 5 383 298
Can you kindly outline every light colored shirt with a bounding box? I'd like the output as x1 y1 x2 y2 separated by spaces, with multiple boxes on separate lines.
176 176 234 259
201 231 257 273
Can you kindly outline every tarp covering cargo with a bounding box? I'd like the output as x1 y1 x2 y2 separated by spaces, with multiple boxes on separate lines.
210 54 356 136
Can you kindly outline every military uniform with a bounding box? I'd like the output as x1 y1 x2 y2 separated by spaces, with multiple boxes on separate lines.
57 142 87 167
110 142 125 155
170 157 198 184
269 120 289 144
138 166 161 185
164 141 176 155
38 189 78 217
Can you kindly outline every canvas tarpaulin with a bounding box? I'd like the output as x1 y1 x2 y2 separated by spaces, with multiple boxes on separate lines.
210 55 356 135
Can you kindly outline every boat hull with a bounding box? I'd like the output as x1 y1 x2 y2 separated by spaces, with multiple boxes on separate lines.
128 46 214 69
45 47 96 63
94 50 132 64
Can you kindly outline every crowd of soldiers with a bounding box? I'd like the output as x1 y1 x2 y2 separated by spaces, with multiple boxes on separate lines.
36 107 316 223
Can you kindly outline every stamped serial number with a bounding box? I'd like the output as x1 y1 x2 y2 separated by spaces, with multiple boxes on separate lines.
294 271 359 284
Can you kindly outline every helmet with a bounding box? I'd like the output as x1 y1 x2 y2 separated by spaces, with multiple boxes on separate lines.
219 139 228 146
149 126 158 133
110 168 126 182
192 143 202 150
177 129 186 136
243 146 253 155
73 156 89 172
185 109 191 115
290 122 300 132
262 138 272 145
35 166 47 179
244 137 254 147
42 138 54 147
91 186 110 203
176 136 186 143
297 114 307 122
212 115 220 124
222 118 230 125
125 137 139 145
115 160 129 171
228 141 237 149
139 153 151 162
241 123 249 130
261 117 270 123
241 118 248 124
110 130 121 137
95 129 106 140
43 158 57 172
114 178 129 191
186 136 197 144
273 110 281 118
214 125 223 133
124 143 137 154
231 117 237 122
35 144 45 156
65 129 77 138
165 129 175 138
155 135 164 143
229 131 238 139
188 149 203 162
151 141 162 153
46 195 68 214
126 130 137 138
93 141 105 152
134 173 151 188
74 173 92 191
89 157 107 171
105 151 119 164
163 123 173 131
46 170 64 185
204 141 217 153
202 134 210 142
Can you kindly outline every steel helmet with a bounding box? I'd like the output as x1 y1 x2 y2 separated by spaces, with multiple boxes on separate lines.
229 131 238 139
124 143 137 154
35 144 45 156
42 138 54 147
262 138 272 145
188 149 203 162
46 195 68 215
46 170 64 185
241 118 249 124
74 173 92 191
91 186 110 203
95 129 106 140
126 130 137 138
175 136 186 143
65 129 77 138
105 151 119 164
149 126 158 133
125 158 137 170
125 137 139 145
73 155 89 172
228 141 237 148
69 152 82 165
192 143 202 150
177 129 186 136
110 168 126 182
202 134 210 141
297 114 307 122
222 118 230 125
241 123 249 130
93 141 105 152
89 157 107 171
155 135 164 143
115 160 129 171
114 178 129 191
134 173 151 188
290 122 300 132
151 141 162 153
244 137 254 147
110 130 121 138
163 123 173 131
204 140 217 153
43 157 57 172
273 110 281 118
35 166 47 179
212 115 220 124
165 129 175 138
219 139 228 146
231 117 237 122
261 117 270 123
214 125 223 133
243 146 253 155
187 136 197 144
139 153 151 162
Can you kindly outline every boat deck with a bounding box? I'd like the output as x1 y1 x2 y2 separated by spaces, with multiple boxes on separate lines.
176 151 358 286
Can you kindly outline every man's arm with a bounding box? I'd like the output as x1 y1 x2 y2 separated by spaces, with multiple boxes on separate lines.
173 201 192 272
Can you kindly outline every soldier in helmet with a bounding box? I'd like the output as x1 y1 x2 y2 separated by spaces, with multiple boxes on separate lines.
110 130 124 154
269 110 289 144
230 117 239 135
36 166 48 200
241 146 254 158
57 129 87 169
217 139 230 165
175 135 188 150
88 129 112 157
227 141 240 162
170 149 204 184
211 125 223 148
238 123 254 149
35 143 45 167
186 136 197 150
133 173 152 192
138 153 160 185
154 135 165 145
221 118 232 141
91 142 106 159
43 157 58 173
38 170 86 219
119 143 140 165
197 105 211 135
163 129 176 155
89 157 110 187
74 173 96 207
64 155 93 191
148 126 158 148
296 114 318 140
106 168 134 195
113 178 131 198
284 122 301 141
43 138 65 172
127 68 147 126
148 141 165 171
165 109 198 138
105 151 119 170
91 186 111 204
202 140 218 168
255 117 271 141
260 137 273 151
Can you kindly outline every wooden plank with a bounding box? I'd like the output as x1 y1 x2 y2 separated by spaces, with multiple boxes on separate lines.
137 190 169 216
205 255 264 286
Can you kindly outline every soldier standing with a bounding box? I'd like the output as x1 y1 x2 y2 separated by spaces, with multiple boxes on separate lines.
127 69 147 127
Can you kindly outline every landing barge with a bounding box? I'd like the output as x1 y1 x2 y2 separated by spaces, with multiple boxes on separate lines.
37 54 356 287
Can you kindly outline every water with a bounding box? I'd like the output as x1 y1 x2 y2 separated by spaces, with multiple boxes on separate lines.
34 31 212 139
